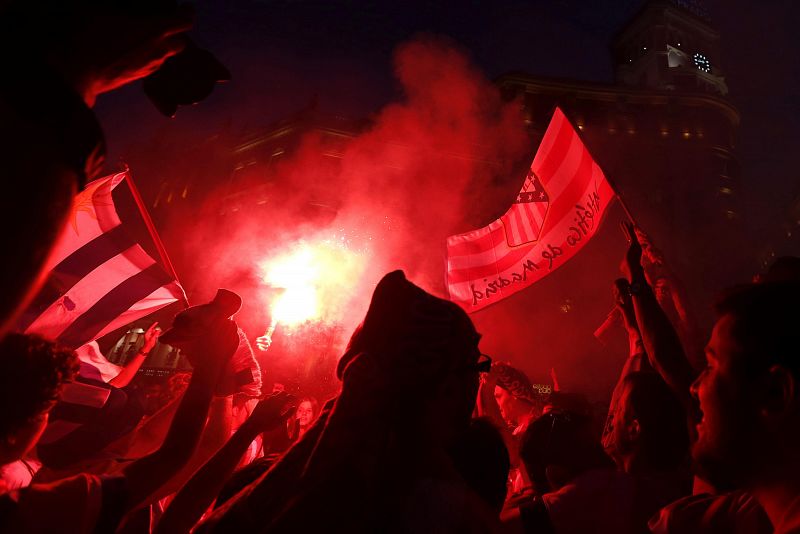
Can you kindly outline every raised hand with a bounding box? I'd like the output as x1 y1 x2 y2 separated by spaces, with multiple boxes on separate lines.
247 392 298 432
634 227 664 267
613 278 637 331
182 319 240 378
621 221 645 282
48 7 194 106
141 322 161 354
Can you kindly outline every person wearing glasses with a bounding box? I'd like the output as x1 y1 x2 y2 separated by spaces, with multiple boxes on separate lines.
196 270 500 533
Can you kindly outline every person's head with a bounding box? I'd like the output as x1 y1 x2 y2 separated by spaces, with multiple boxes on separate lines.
492 363 538 427
0 333 78 464
605 372 688 473
450 417 510 516
337 271 483 446
296 397 320 428
691 282 800 490
520 410 613 493
754 256 800 283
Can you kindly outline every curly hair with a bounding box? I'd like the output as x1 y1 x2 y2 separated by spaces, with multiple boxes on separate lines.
0 333 79 440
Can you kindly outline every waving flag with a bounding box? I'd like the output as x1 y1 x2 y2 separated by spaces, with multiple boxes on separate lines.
18 171 186 348
501 169 550 246
447 108 615 312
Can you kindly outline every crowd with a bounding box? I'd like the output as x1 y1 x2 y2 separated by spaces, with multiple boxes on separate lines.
2 3 800 533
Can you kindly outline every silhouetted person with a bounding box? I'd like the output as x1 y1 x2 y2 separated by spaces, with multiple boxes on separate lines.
503 410 618 533
688 282 800 533
450 417 511 516
197 270 499 532
156 393 297 534
0 334 78 475
605 372 689 477
0 316 239 532
620 222 772 534
0 2 192 337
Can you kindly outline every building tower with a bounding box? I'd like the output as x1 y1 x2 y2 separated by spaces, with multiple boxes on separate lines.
494 0 744 343
612 0 728 95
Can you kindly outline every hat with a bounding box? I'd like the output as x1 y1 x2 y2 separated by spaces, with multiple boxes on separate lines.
160 289 261 397
159 288 241 346
336 270 479 381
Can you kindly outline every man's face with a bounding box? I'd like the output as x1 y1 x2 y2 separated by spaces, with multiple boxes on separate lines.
494 386 516 426
691 314 760 489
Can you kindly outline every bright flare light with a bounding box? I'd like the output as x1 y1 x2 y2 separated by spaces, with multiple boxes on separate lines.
256 237 367 350
267 247 320 326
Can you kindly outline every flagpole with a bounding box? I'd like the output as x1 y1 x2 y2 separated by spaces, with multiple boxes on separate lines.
122 165 188 307
606 177 638 225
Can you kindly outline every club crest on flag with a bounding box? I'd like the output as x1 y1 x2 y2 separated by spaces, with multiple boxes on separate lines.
446 107 616 312
500 169 549 246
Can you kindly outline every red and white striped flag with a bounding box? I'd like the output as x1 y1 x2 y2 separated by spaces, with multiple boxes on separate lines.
18 171 186 348
447 108 614 312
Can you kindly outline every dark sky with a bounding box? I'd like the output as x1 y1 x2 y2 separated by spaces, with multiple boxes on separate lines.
96 0 800 243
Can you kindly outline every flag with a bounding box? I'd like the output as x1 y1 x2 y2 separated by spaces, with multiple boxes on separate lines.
447 107 615 312
500 169 549 246
75 340 123 383
18 171 186 348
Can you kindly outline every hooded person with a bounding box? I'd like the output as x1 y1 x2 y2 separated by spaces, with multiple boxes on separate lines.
197 270 498 533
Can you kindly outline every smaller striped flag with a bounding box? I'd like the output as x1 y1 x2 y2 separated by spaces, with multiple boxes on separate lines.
18 171 186 349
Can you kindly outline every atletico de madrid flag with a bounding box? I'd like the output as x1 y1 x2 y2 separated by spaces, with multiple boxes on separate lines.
447 108 615 312
18 171 186 348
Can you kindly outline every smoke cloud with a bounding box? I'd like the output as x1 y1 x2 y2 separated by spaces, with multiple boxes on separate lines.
169 36 527 351
142 35 625 403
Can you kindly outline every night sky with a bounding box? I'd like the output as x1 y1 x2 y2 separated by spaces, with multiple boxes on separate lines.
96 0 800 245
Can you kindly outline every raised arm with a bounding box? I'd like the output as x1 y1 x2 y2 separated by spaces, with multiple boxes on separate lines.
622 222 697 405
603 278 652 444
156 392 296 534
195 400 334 533
120 319 239 510
110 322 161 388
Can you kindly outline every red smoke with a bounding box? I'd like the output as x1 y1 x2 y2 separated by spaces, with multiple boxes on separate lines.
169 36 529 387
